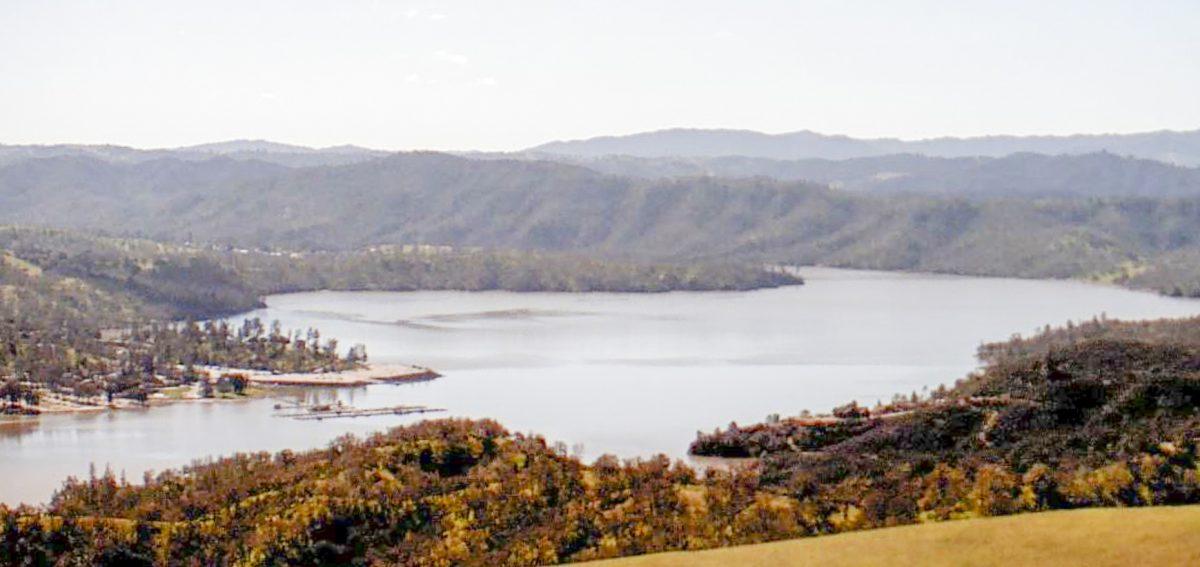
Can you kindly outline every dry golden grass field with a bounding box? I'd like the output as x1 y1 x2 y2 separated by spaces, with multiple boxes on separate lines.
585 505 1200 567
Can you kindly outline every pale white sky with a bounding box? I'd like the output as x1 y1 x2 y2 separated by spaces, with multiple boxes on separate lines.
2 0 1198 150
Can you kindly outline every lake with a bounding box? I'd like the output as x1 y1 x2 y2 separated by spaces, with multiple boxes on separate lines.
2 268 1198 505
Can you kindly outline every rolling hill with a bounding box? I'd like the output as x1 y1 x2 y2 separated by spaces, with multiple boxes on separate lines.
4 152 1200 297
547 151 1200 199
0 226 798 323
586 506 1200 567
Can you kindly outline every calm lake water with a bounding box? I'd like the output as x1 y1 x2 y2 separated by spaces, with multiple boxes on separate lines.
3 268 1199 505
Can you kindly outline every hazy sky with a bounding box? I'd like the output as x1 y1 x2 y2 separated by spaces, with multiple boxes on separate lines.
3 0 1198 150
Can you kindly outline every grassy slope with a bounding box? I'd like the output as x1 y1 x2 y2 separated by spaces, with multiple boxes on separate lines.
587 506 1200 567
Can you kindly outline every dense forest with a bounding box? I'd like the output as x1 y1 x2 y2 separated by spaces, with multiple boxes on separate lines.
2 316 1198 564
3 152 1200 298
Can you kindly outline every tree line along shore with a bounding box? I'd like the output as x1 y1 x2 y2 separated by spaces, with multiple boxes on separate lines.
0 225 803 322
0 317 392 417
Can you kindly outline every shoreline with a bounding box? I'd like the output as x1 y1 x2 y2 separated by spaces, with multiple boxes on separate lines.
240 363 441 387
0 363 442 418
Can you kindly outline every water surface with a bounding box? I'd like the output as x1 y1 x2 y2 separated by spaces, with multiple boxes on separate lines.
3 268 1198 505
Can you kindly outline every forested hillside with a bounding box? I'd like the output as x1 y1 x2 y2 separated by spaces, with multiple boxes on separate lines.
0 227 800 322
1 236 370 412
548 151 1200 198
3 316 1199 565
692 315 1200 482
4 152 1200 296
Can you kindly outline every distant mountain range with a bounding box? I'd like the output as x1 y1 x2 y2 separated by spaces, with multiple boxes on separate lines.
529 128 1200 166
7 127 1200 172
8 133 1200 200
0 140 387 168
541 151 1200 199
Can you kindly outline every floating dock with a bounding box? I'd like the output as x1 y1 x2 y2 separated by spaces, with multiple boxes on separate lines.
275 404 445 420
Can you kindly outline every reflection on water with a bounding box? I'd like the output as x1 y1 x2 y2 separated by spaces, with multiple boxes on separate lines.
418 308 593 323
2 268 1198 505
0 418 41 440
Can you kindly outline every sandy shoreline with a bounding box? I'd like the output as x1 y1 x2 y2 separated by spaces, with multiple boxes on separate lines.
2 390 139 416
240 363 441 387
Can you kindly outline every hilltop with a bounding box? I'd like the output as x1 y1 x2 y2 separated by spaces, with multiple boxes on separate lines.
0 140 385 168
545 151 1200 199
530 127 1200 166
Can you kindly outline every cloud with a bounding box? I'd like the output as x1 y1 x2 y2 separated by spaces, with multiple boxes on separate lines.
434 50 469 66
428 13 447 21
713 30 735 40
259 92 278 101
472 77 498 87
403 8 419 20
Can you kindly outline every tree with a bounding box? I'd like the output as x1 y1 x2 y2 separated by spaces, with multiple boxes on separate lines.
224 373 248 395
1 379 23 404
129 388 149 406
